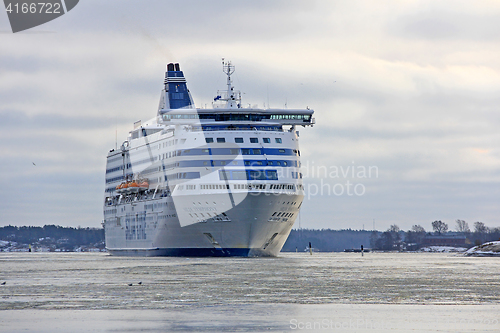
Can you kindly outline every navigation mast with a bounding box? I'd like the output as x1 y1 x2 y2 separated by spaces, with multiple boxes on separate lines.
213 59 241 109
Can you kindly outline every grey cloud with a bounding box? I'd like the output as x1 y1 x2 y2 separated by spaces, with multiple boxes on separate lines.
1 1 500 231
300 179 500 230
0 110 123 130
50 0 310 40
390 11 500 41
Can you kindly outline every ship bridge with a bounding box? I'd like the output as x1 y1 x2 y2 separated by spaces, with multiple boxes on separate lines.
159 108 315 126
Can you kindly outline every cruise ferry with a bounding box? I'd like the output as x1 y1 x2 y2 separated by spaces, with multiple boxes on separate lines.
103 61 315 256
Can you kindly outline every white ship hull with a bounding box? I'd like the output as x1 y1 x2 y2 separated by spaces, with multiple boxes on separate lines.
105 192 302 257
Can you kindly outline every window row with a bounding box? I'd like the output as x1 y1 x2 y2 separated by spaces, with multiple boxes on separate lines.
200 184 230 190
176 183 300 191
188 212 230 222
162 113 312 122
164 172 201 180
127 147 297 170
106 163 132 174
181 147 296 156
164 159 298 168
104 208 117 215
269 184 295 190
234 184 267 190
197 125 282 132
205 137 282 144
271 211 295 218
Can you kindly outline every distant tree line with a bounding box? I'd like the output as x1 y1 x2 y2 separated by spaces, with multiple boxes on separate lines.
282 229 372 252
370 220 500 251
0 225 104 250
2 221 498 253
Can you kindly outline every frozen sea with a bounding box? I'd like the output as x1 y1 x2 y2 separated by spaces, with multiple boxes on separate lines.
0 252 499 332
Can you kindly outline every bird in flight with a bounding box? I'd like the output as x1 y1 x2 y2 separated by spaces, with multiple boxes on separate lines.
32 162 36 166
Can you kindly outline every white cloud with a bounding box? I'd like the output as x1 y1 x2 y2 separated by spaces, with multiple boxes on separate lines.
1 0 499 231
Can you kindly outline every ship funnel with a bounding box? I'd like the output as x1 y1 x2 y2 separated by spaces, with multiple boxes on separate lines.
159 62 195 110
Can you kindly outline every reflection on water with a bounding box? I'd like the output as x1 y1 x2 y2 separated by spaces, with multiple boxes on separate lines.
1 252 499 332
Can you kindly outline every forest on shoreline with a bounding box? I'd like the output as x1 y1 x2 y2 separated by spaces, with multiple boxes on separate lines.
1 219 499 252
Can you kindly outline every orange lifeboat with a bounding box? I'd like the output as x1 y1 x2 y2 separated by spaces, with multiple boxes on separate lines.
128 180 139 193
139 179 149 190
116 182 125 193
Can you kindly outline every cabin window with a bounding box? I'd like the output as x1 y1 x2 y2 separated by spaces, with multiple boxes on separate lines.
263 138 270 143
205 138 214 143
275 138 282 144
250 138 258 143
217 138 225 143
235 138 244 143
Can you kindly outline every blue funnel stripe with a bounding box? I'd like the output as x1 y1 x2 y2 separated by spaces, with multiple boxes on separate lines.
165 70 193 109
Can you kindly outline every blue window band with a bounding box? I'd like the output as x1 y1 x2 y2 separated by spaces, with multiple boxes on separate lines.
161 160 298 168
219 170 278 181
179 147 296 156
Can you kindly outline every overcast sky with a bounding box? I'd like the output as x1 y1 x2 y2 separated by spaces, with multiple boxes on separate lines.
1 0 499 232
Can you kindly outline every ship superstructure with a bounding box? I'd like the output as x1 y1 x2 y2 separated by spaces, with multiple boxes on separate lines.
103 61 315 256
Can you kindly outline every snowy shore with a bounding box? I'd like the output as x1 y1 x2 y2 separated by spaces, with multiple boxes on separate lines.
464 241 500 257
419 246 467 253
